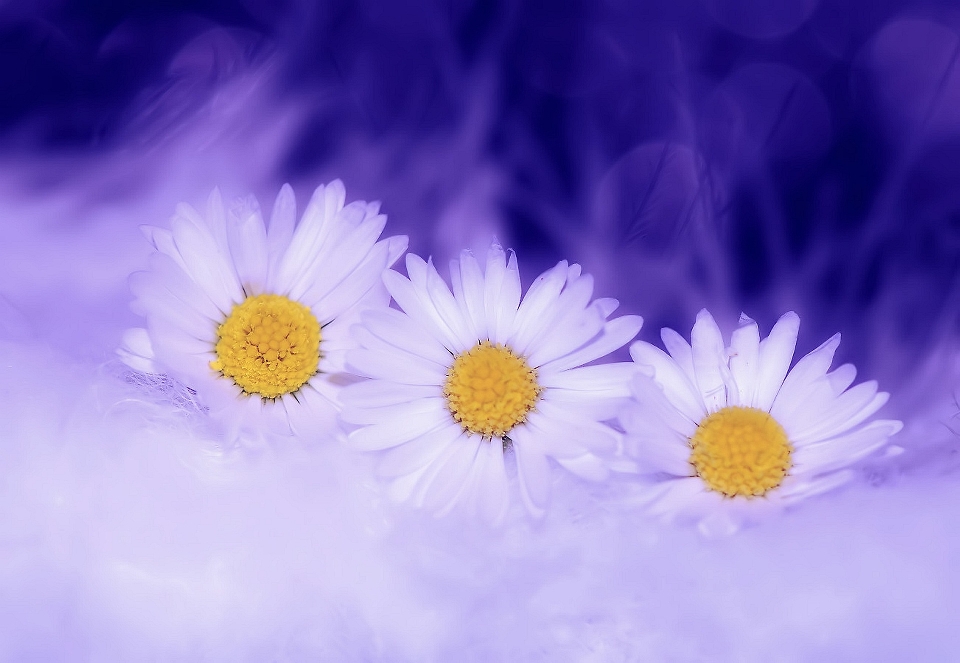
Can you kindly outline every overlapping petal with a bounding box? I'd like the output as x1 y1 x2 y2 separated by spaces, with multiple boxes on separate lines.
343 243 642 521
623 310 901 529
119 181 407 440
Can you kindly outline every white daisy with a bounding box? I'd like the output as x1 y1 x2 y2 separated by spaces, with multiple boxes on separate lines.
339 244 643 521
621 309 902 532
118 180 407 440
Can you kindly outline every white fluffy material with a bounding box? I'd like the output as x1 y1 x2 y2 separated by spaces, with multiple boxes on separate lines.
1 332 958 660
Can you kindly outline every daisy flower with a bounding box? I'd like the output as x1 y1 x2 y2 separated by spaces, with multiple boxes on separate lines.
622 309 902 531
339 244 643 521
118 180 407 439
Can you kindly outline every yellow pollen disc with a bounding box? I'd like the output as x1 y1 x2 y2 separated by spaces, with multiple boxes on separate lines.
689 406 793 497
443 341 541 438
209 294 321 399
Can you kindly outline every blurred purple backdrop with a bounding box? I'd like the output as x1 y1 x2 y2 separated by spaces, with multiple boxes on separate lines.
2 0 960 660
3 0 960 387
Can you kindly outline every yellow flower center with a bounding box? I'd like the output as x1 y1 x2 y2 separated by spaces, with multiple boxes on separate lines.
689 406 792 497
443 341 541 437
209 294 321 399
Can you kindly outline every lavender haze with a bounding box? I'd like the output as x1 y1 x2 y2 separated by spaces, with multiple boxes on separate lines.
1 0 958 660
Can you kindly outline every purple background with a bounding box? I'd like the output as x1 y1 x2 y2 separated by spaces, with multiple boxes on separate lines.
2 0 960 382
1 0 959 660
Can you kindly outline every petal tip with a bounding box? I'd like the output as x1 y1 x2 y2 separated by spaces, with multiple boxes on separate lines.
780 310 801 325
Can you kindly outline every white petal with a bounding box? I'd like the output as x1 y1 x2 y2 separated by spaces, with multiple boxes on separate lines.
512 428 552 518
283 383 339 439
627 430 693 477
399 434 462 506
350 325 445 374
483 245 521 344
281 201 369 301
509 261 569 355
130 272 216 341
538 362 634 393
697 510 742 538
322 179 347 220
142 225 237 329
423 258 475 351
754 311 800 410
690 309 729 412
266 184 297 285
661 327 698 385
309 241 393 324
419 435 483 514
315 313 368 370
520 264 594 359
190 370 245 412
399 432 465 504
628 341 704 423
525 313 600 372
274 182 344 294
593 298 618 317
117 328 158 373
348 406 452 451
377 423 463 479
475 440 509 524
827 364 857 394
346 348 446 385
340 379 441 409
555 453 609 481
226 196 270 296
728 314 760 406
148 320 216 377
772 365 860 433
792 419 902 475
452 441 488 518
453 250 489 341
384 267 461 351
539 404 621 456
203 188 230 250
622 373 699 439
340 396 448 426
141 225 187 272
773 333 841 409
525 408 619 458
790 383 888 445
647 477 710 519
386 463 436 504
525 295 606 368
405 251 429 285
778 470 854 503
143 253 223 323
295 210 388 304
358 307 452 366
170 214 243 314
148 316 214 356
384 234 408 266
541 389 628 421
538 314 642 375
